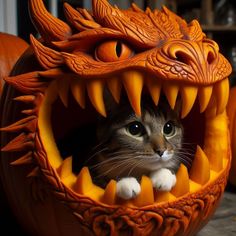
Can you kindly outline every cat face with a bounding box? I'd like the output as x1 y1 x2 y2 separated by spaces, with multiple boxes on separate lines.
93 97 183 180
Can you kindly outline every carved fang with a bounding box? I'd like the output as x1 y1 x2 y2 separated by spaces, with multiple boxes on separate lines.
155 191 176 203
189 146 210 185
57 157 73 180
57 157 76 187
107 77 122 104
74 167 94 194
163 82 179 109
134 176 154 206
122 71 143 116
57 78 69 107
87 79 106 117
171 164 190 197
70 79 86 109
198 85 213 113
29 0 72 42
180 85 198 118
146 76 161 106
102 180 117 205
74 167 104 200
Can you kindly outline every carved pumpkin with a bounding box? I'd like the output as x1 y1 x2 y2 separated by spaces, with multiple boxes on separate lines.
0 0 232 235
227 86 236 186
0 32 28 93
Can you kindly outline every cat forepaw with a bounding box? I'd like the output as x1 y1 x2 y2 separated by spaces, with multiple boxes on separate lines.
150 168 176 191
116 177 141 200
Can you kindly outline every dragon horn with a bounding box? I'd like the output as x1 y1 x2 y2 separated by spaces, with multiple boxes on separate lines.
92 0 120 22
29 0 72 42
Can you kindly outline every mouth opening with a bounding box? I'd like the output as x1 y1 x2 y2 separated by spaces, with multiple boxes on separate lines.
38 70 229 207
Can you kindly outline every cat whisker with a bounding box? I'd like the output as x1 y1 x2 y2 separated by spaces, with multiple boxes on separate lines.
89 156 130 170
93 158 134 180
84 147 109 164
175 156 192 168
127 158 145 177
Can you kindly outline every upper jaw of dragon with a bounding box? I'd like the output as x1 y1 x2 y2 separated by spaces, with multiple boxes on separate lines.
39 70 229 207
55 70 229 118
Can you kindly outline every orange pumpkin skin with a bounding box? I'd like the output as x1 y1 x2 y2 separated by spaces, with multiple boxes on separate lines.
0 0 232 235
227 86 236 186
0 33 28 93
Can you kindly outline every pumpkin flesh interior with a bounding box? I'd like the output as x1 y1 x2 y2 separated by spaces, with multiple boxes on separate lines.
38 71 229 207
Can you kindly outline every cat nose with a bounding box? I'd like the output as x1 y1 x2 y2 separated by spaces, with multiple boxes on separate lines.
156 150 164 157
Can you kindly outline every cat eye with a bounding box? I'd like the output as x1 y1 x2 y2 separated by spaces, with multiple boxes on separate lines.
95 40 133 62
163 121 176 137
126 121 146 137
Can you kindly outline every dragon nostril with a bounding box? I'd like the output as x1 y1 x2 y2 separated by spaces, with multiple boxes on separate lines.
207 51 215 65
175 51 190 65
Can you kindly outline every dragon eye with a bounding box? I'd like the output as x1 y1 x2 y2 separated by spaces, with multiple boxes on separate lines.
163 121 176 138
127 121 146 137
95 40 133 62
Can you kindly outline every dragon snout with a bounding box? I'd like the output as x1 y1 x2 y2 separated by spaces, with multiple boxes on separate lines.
147 39 231 84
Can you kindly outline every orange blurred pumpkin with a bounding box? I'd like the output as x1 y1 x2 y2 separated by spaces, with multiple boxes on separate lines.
0 1 232 235
0 32 28 93
227 86 236 186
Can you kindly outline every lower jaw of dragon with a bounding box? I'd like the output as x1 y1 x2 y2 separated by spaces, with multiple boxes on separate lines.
38 70 230 207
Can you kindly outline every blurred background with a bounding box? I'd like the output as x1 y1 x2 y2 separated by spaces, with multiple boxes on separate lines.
1 0 236 85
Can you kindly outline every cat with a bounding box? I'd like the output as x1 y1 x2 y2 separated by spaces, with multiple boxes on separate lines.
87 96 184 200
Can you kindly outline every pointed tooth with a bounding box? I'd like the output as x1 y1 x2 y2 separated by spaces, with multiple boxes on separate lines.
198 86 213 113
107 77 122 104
57 79 69 107
74 167 93 194
57 156 72 180
74 167 104 199
102 180 117 205
180 85 198 118
122 71 143 116
155 191 176 203
189 180 201 193
171 164 190 197
214 79 229 115
189 146 210 185
163 82 179 109
133 176 154 207
87 79 106 117
146 76 161 105
70 79 86 109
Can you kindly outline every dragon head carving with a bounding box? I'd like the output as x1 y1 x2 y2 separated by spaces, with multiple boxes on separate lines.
0 0 232 235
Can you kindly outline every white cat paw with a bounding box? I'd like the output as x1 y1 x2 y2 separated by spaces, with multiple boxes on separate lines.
150 168 176 191
116 177 141 200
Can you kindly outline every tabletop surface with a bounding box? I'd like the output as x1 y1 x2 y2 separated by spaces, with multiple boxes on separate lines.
198 187 236 236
